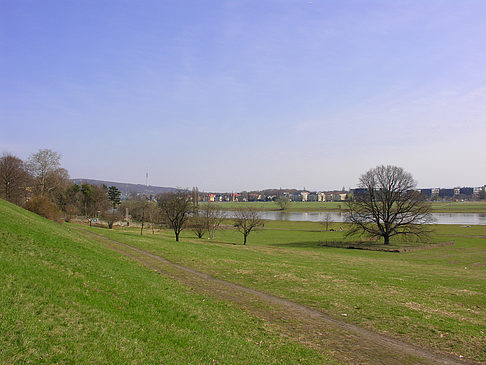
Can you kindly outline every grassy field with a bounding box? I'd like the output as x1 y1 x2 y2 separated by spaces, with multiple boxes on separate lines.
0 199 330 364
201 200 486 213
81 220 486 362
2 197 485 363
430 201 486 213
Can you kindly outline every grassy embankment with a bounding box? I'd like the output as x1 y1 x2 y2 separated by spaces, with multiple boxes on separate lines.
0 198 329 364
202 201 486 213
82 220 486 362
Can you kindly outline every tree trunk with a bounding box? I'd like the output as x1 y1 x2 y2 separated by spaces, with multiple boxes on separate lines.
243 234 247 245
140 208 145 236
175 232 179 241
383 234 390 245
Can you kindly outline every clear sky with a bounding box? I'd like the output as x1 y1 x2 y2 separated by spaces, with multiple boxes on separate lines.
1 0 485 192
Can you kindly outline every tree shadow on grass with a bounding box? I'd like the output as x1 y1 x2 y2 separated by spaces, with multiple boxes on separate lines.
269 240 324 249
269 239 453 252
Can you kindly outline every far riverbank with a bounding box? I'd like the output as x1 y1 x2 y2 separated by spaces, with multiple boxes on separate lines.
200 201 486 214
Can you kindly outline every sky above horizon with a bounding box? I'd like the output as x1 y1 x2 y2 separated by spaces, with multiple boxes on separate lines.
1 0 485 192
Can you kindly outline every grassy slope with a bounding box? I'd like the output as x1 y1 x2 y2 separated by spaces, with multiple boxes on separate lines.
202 201 486 213
84 221 486 362
0 199 328 364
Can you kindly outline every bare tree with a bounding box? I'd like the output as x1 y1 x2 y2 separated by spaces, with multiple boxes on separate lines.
148 203 161 234
275 195 290 210
101 206 123 229
62 183 81 221
189 215 206 239
26 149 62 196
203 202 225 240
346 165 434 244
192 186 199 209
320 212 333 231
157 190 193 241
234 207 263 245
129 199 154 235
0 152 31 205
48 167 71 209
79 184 109 226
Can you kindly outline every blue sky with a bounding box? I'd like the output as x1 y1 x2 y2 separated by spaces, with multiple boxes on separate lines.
1 0 485 191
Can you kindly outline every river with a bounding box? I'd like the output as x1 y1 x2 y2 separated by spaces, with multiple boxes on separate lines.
224 211 486 225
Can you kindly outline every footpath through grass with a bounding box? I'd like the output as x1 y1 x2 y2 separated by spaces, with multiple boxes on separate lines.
0 199 329 364
83 220 486 362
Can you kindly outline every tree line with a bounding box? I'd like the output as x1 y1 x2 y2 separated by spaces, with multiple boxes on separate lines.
2 149 440 245
0 149 263 244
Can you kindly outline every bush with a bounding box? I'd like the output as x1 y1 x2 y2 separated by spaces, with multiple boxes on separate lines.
24 195 62 223
63 203 79 222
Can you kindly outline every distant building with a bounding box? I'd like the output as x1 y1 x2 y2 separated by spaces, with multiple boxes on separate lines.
307 193 318 202
439 188 454 199
418 188 432 198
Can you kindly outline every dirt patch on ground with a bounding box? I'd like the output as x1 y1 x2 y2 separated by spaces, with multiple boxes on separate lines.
73 227 475 365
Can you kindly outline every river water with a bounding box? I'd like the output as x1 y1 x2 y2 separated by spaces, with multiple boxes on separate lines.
225 211 486 225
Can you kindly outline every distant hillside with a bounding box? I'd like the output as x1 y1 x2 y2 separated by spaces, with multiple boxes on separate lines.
71 178 176 196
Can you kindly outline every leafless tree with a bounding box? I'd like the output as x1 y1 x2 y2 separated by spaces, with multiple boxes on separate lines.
157 190 193 241
129 199 154 235
26 149 70 208
149 203 162 234
346 165 434 244
190 215 206 239
101 207 123 229
233 207 263 245
320 212 333 231
0 152 31 205
26 149 62 196
61 183 81 221
203 202 225 240
192 186 199 209
79 184 110 225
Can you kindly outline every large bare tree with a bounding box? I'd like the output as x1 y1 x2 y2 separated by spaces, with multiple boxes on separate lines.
346 165 434 244
0 152 31 204
26 149 68 198
158 190 193 241
234 207 263 245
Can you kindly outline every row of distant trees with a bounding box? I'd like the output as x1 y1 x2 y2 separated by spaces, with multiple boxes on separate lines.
0 149 263 244
2 149 452 245
155 191 263 243
0 149 125 223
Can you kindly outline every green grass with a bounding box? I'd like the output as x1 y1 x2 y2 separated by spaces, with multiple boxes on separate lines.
83 220 486 362
201 200 486 213
430 201 486 213
0 199 329 364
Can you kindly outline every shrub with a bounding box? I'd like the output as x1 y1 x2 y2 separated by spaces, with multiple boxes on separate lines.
24 195 62 223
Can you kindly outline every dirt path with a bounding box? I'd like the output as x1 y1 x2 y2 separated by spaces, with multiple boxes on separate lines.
73 227 474 365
